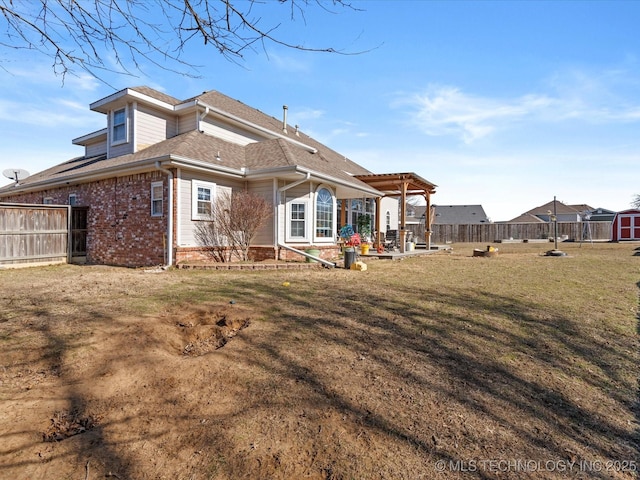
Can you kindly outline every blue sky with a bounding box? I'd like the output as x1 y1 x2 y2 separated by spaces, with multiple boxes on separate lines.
1 0 638 221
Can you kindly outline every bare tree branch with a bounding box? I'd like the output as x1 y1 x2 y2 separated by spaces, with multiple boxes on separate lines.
0 0 372 82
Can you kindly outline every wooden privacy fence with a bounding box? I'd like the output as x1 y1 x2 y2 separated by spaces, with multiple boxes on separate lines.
0 203 70 267
406 221 612 244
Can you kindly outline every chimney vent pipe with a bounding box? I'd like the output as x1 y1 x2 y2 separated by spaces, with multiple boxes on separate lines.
282 105 288 134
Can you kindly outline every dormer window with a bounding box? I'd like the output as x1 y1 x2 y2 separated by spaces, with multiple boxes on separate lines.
111 107 127 144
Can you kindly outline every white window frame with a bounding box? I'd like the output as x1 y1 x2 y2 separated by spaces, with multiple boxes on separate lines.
313 186 335 243
191 179 216 220
286 199 309 242
111 106 128 145
151 181 163 217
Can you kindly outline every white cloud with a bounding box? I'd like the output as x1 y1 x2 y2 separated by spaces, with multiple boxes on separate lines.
0 97 99 128
398 68 640 144
396 85 553 144
264 51 312 73
293 107 325 121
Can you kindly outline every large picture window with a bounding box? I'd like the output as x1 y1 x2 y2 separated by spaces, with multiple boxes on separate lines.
315 187 334 239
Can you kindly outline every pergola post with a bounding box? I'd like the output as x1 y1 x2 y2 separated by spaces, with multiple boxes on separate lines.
375 196 382 249
399 180 408 253
425 191 432 250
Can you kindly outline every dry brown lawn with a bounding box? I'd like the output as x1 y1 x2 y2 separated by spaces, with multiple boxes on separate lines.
0 242 639 479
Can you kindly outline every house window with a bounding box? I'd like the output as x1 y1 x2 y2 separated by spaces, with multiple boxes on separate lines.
112 107 127 144
151 181 163 217
287 201 308 241
191 180 216 220
43 197 54 205
386 211 391 230
315 187 334 239
69 194 77 206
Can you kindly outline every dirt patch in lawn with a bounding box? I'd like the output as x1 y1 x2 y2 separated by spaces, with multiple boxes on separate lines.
174 304 252 356
0 246 638 480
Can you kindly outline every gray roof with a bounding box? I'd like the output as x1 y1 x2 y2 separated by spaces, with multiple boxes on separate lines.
431 205 490 224
504 200 597 223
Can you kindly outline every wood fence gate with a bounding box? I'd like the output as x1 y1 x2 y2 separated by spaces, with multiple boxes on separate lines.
0 203 71 267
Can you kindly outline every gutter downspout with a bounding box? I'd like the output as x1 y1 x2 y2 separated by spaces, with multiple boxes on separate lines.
156 161 174 267
277 242 335 268
277 172 311 194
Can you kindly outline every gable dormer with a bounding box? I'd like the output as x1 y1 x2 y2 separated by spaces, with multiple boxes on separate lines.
76 88 180 159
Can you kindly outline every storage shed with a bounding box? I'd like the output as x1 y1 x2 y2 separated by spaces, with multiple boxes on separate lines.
611 209 640 241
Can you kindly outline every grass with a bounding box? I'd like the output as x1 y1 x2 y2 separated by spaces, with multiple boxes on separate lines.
0 241 638 479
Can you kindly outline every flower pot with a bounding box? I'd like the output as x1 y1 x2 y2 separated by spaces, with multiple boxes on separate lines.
360 244 370 255
305 248 320 263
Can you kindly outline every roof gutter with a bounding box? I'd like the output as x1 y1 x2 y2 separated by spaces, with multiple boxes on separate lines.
254 165 381 197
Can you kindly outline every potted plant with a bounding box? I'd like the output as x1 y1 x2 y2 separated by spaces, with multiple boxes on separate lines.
356 215 372 255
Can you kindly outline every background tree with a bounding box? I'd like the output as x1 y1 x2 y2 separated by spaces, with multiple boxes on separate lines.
195 190 272 262
0 0 361 82
632 194 640 209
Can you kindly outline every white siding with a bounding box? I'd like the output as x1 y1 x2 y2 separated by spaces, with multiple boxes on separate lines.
278 182 312 245
136 105 175 151
199 117 264 146
108 105 134 158
177 171 244 247
247 179 276 245
177 112 198 135
381 197 399 230
86 139 107 157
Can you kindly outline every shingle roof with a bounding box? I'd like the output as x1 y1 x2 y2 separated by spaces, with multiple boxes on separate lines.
503 213 547 223
0 87 375 193
523 200 593 216
130 86 182 105
432 205 489 224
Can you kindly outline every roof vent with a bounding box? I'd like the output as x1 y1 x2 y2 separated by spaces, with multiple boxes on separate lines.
282 105 288 134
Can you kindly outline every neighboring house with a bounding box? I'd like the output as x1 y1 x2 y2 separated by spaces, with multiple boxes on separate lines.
587 207 616 222
611 209 640 241
0 86 432 266
505 200 597 223
428 204 490 224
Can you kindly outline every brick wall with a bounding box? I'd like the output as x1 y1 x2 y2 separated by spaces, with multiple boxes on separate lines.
2 171 168 267
175 245 339 264
277 245 340 262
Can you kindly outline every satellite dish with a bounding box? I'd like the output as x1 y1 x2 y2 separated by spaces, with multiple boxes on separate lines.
3 168 30 183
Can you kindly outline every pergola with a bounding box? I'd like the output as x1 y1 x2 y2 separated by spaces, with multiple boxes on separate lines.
354 172 437 253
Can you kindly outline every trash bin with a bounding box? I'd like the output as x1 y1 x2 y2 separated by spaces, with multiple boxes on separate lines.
344 248 356 269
